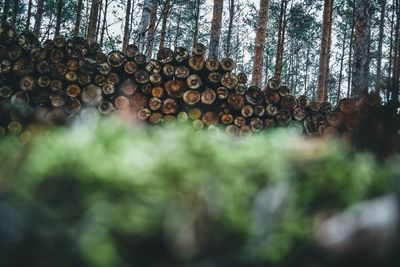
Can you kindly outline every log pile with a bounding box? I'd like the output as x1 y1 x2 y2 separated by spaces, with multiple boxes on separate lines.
0 25 379 140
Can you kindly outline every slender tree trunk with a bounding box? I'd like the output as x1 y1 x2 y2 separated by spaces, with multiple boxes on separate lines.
73 0 83 36
351 0 370 97
145 0 158 58
100 0 109 47
87 0 100 44
347 0 355 98
388 0 395 101
209 0 224 58
96 0 103 39
192 0 201 47
251 0 270 87
11 0 19 28
304 45 310 94
391 0 400 102
274 0 288 83
122 0 132 50
129 0 136 36
137 0 152 52
159 0 171 50
55 0 64 36
316 0 334 102
375 0 386 92
25 0 33 30
1 0 11 25
174 5 182 48
337 20 348 103
225 0 235 57
33 0 45 37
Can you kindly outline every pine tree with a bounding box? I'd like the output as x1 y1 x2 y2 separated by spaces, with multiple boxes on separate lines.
87 0 100 44
145 0 158 58
34 0 45 37
74 0 83 36
274 0 288 83
209 0 224 58
375 0 386 92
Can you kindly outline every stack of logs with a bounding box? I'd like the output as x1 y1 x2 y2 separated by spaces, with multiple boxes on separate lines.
0 24 378 140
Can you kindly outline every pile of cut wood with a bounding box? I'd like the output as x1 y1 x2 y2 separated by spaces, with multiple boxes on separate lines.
0 25 377 139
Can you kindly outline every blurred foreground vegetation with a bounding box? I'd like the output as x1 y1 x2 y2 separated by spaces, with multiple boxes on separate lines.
0 119 399 267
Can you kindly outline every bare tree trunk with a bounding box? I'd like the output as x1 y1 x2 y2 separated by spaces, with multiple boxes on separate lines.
159 0 171 50
347 0 355 98
137 0 152 52
351 0 370 97
122 0 132 50
73 0 83 36
174 5 182 48
192 0 201 47
25 0 33 30
100 0 109 47
375 0 386 92
145 0 158 58
225 0 235 57
33 0 45 37
273 0 288 83
87 0 100 44
209 0 224 58
251 0 269 87
388 0 395 101
304 45 310 94
96 0 103 39
337 20 348 103
316 0 334 102
391 0 400 102
55 0 64 36
11 0 19 28
1 0 11 25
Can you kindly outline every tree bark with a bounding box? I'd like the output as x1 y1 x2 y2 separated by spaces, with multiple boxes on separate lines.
316 0 334 103
1 0 11 25
251 0 269 87
351 0 370 97
100 0 109 47
137 0 152 52
388 0 395 101
225 0 235 57
122 0 132 51
391 0 400 102
347 0 355 98
159 0 171 50
337 19 348 103
25 0 33 30
375 0 386 92
174 5 182 48
145 0 158 59
87 0 100 44
33 0 45 37
273 0 288 83
73 0 83 36
209 0 224 58
192 0 201 47
55 0 64 36
11 0 19 28
96 0 103 39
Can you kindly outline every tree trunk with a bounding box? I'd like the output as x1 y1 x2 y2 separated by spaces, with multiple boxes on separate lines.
11 0 19 28
273 0 288 83
87 0 100 44
33 0 45 37
225 0 235 57
25 0 33 31
100 0 109 47
388 0 395 101
1 0 11 25
192 0 201 47
73 0 83 36
137 0 152 52
316 0 334 103
391 0 400 102
375 0 386 92
209 0 224 58
351 0 370 97
174 5 182 48
337 19 348 103
55 0 64 36
159 0 171 50
145 0 158 59
122 0 132 51
96 0 103 39
347 0 355 98
251 0 269 87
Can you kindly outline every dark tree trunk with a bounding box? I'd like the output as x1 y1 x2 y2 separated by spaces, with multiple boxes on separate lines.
337 19 348 103
33 0 45 37
96 0 103 39
145 0 159 59
391 0 400 102
11 0 19 28
25 0 33 30
73 0 83 36
251 0 270 87
192 0 201 47
351 0 370 97
100 0 109 47
225 0 235 57
375 0 386 92
137 0 152 52
87 0 100 44
316 0 334 103
55 0 64 36
122 0 132 51
347 0 355 98
388 0 395 101
1 0 11 25
174 5 182 48
274 0 288 83
209 0 224 58
159 0 171 50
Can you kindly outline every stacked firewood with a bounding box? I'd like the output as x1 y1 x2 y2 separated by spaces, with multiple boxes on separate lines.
0 25 376 139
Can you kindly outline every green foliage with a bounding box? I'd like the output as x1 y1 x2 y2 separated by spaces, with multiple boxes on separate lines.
0 120 397 266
